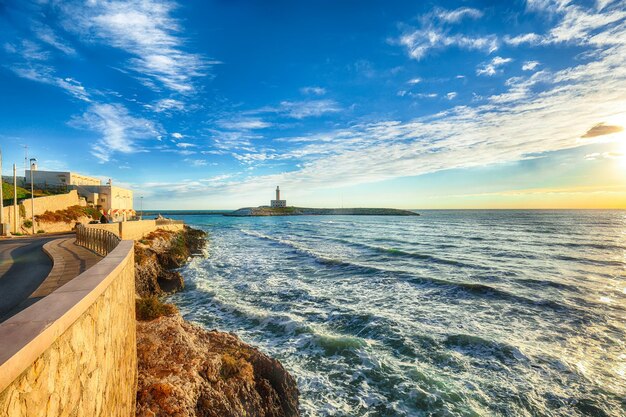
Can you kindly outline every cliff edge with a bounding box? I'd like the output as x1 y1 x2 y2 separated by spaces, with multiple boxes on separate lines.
134 227 300 417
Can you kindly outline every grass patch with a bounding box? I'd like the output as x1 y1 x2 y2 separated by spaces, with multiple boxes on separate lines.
220 353 254 381
136 296 178 321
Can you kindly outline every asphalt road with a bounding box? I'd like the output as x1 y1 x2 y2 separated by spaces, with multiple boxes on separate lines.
0 234 71 321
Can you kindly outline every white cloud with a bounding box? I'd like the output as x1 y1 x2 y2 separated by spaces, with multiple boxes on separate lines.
300 86 326 95
446 92 458 100
522 61 541 71
176 142 196 148
476 56 513 76
184 159 208 167
433 7 483 23
504 33 543 46
172 132 183 139
70 103 161 162
407 78 422 84
61 0 211 94
278 100 341 119
217 118 272 130
153 98 185 112
398 29 498 60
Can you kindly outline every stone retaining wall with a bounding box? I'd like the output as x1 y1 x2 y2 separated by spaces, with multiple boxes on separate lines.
0 241 136 417
86 219 184 240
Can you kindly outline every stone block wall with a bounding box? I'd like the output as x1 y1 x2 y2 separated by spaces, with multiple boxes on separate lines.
2 190 82 233
0 241 136 417
86 220 184 240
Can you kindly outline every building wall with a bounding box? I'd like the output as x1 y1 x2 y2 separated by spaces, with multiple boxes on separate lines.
271 199 287 208
69 173 101 186
0 241 136 417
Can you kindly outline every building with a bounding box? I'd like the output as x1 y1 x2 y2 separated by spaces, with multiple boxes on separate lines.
70 180 134 222
270 186 287 208
25 168 101 189
21 166 134 222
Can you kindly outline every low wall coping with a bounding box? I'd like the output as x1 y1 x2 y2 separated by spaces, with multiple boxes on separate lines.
0 240 134 393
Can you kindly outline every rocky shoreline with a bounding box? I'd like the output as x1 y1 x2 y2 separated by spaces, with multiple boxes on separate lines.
134 226 300 417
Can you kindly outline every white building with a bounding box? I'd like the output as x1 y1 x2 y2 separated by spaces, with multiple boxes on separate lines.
25 169 101 189
70 180 134 222
271 186 287 208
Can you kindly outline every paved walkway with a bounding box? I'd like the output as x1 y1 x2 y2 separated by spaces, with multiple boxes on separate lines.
0 235 102 322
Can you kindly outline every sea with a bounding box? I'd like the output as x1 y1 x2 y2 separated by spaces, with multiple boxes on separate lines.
155 210 625 417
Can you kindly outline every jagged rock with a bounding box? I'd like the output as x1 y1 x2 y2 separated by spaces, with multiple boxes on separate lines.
136 315 300 417
134 227 207 297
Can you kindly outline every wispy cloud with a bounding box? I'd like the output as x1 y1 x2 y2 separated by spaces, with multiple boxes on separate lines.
61 0 211 94
217 118 272 130
278 100 341 119
70 103 161 162
522 61 540 71
394 7 496 60
300 86 326 96
476 56 513 76
432 7 483 24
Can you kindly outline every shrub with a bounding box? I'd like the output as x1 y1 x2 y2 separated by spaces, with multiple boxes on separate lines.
136 296 178 321
19 204 26 218
37 230 45 234
220 353 253 381
23 219 32 228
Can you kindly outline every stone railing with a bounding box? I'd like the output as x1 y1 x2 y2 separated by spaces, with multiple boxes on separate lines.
0 240 136 416
76 224 121 256
86 219 184 241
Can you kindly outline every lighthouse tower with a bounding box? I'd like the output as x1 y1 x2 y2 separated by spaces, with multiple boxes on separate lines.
270 186 287 208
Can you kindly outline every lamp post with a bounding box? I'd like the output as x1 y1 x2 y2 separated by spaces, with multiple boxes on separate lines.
0 146 4 231
140 196 143 220
30 158 36 235
13 164 17 234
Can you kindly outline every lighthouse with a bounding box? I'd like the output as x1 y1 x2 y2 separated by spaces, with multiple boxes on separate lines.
270 186 287 208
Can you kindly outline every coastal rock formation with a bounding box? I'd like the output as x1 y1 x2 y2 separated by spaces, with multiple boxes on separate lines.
136 315 299 417
134 225 300 416
134 226 207 297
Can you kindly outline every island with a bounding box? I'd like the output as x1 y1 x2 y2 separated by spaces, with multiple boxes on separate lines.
225 206 420 216
226 187 419 216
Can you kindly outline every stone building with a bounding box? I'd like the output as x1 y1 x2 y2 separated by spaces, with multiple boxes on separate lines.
270 186 287 208
25 169 101 189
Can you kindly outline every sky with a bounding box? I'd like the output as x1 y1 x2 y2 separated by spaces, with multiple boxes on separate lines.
0 0 625 209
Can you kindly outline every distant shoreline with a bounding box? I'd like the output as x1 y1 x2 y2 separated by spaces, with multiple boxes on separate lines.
224 207 420 217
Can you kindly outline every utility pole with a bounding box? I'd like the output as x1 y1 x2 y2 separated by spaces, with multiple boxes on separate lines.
13 164 17 234
140 196 143 220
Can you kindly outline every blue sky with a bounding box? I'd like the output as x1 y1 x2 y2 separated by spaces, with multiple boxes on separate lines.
0 0 625 209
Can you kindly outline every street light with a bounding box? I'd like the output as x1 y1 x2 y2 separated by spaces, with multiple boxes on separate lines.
0 146 4 234
30 158 36 235
140 196 143 220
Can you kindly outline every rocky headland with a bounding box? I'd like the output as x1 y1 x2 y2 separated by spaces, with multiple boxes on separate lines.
226 206 420 216
134 226 300 417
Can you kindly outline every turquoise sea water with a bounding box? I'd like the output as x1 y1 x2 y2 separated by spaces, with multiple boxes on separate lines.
163 210 626 416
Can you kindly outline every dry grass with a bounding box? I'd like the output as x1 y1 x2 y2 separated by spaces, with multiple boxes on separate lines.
136 296 178 321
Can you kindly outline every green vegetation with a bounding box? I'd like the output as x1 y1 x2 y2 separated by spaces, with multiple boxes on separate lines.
2 181 68 207
2 181 30 206
135 296 178 321
35 205 101 223
23 219 32 228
